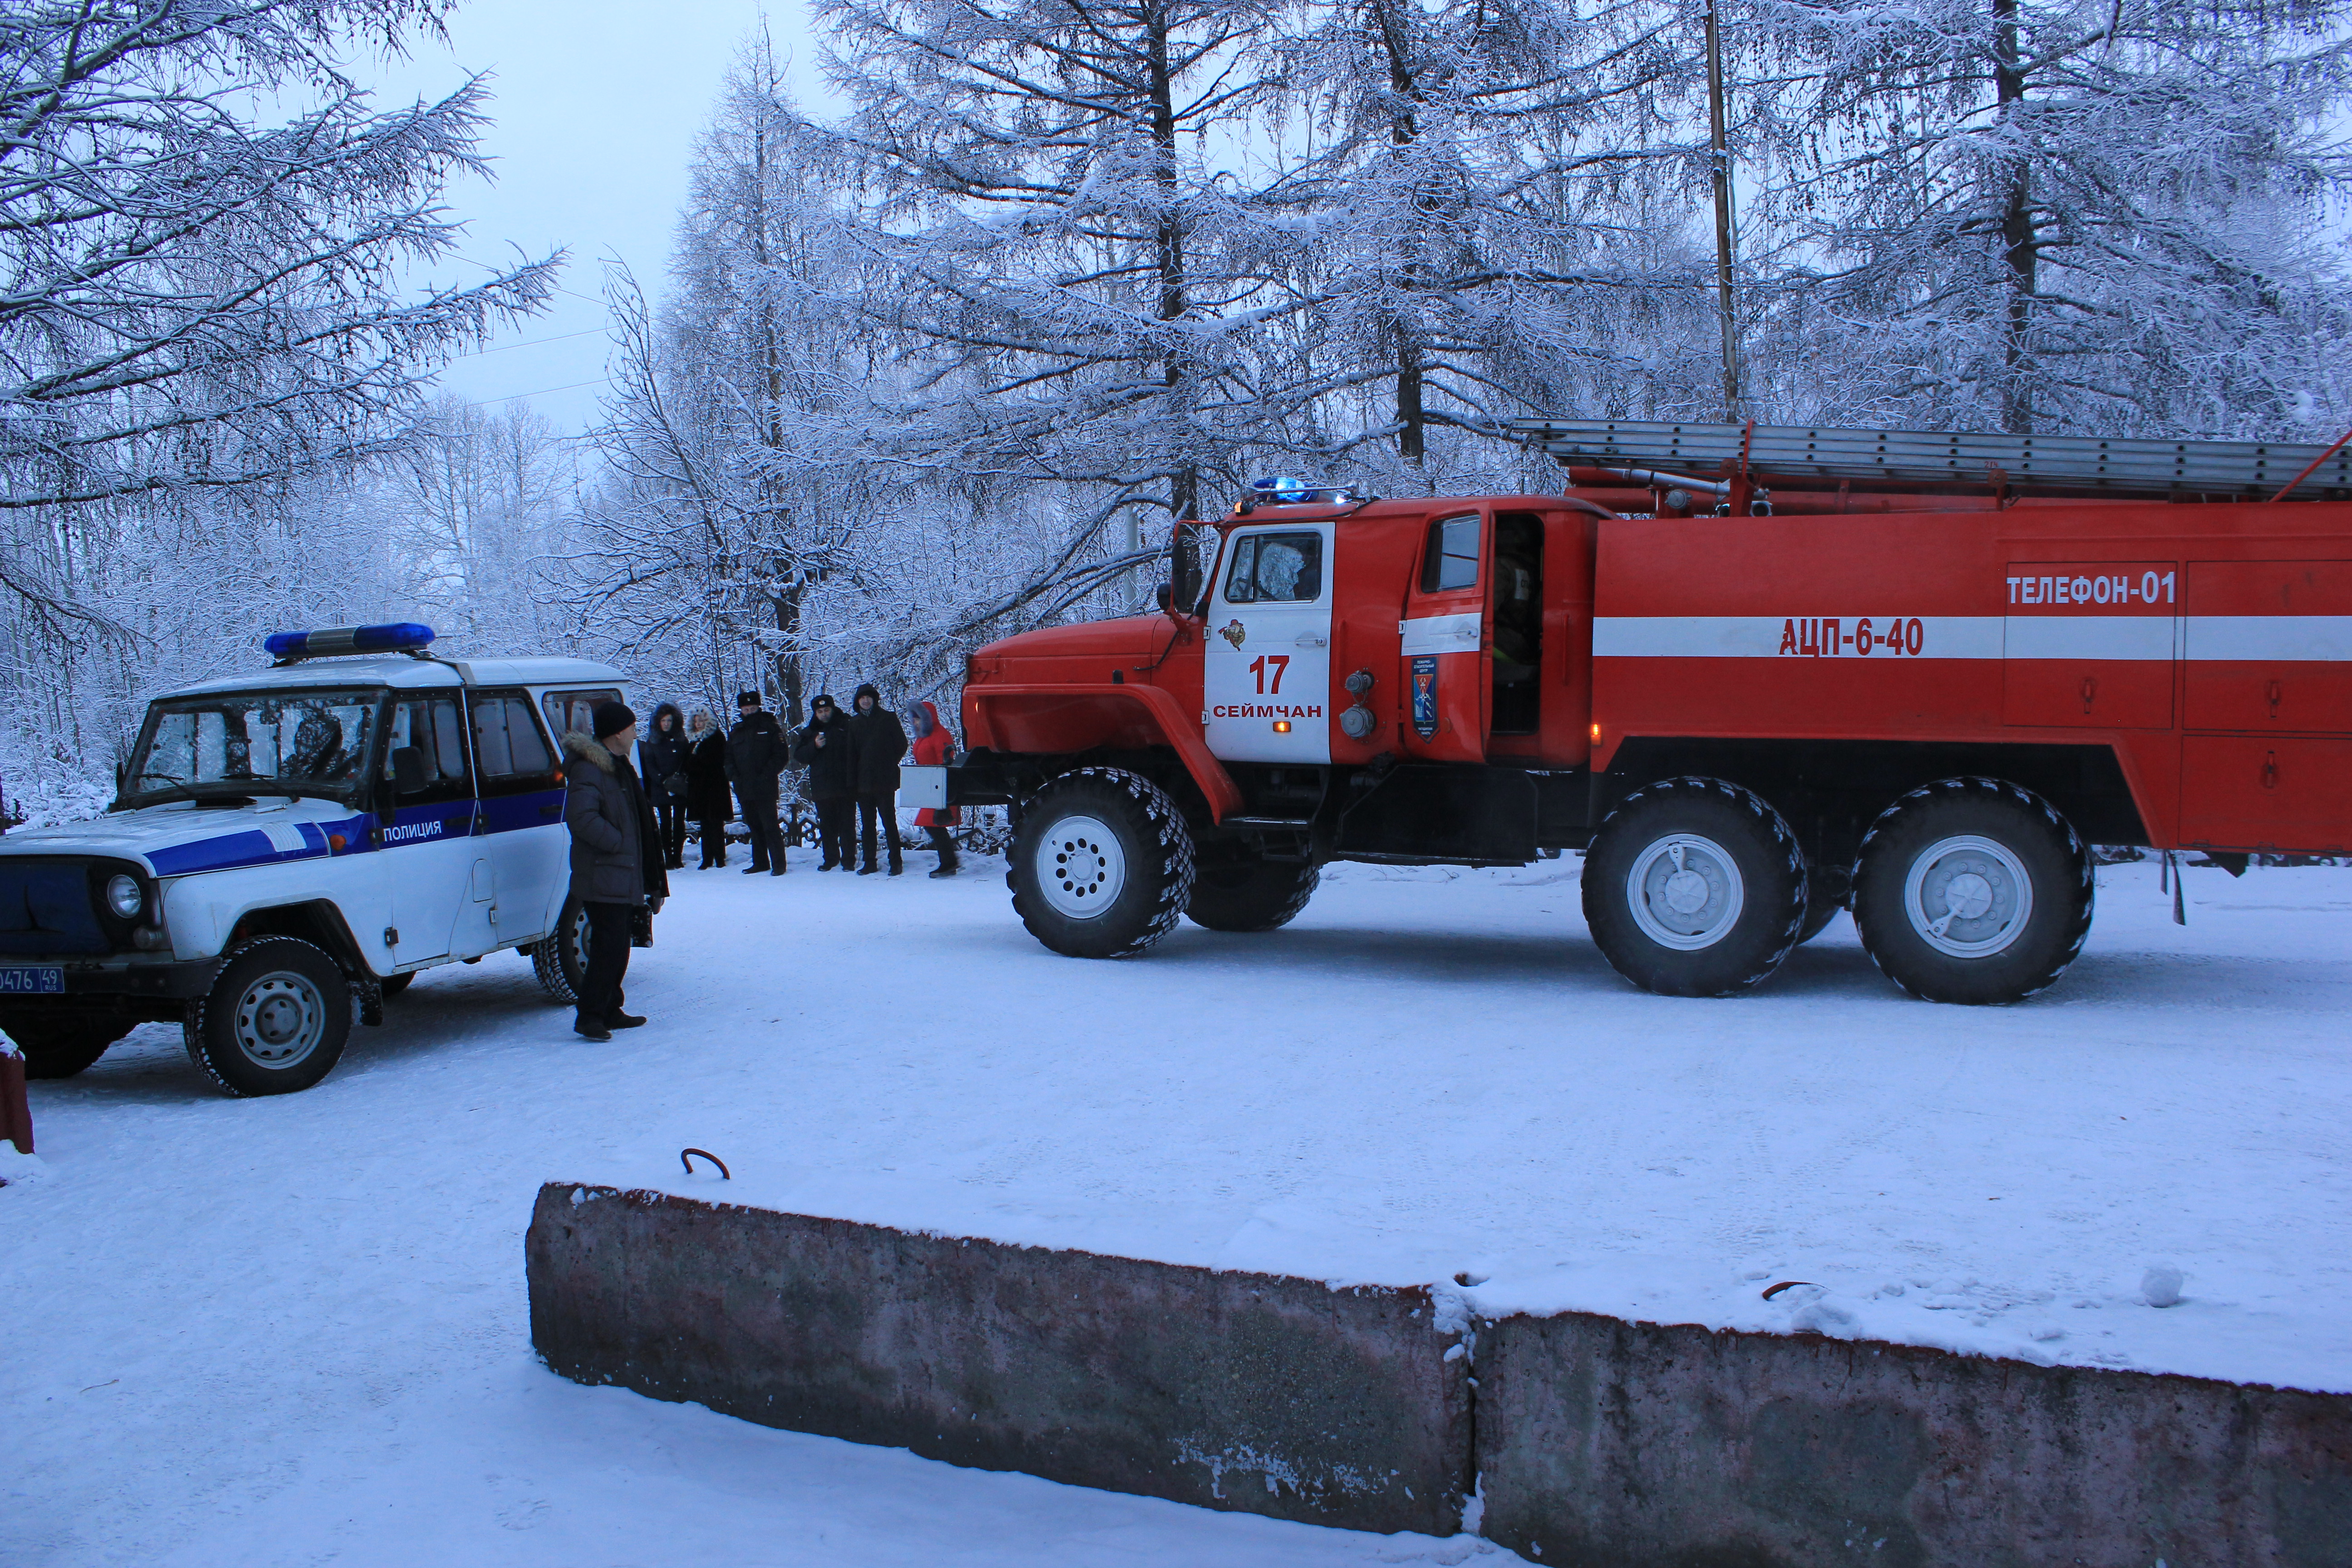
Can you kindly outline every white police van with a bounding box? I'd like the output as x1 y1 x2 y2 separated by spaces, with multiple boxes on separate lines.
0 625 628 1095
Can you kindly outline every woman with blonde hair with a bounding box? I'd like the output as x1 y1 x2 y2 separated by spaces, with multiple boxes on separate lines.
685 709 733 868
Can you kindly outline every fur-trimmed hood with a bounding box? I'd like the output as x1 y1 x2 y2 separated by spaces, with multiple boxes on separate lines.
562 730 618 773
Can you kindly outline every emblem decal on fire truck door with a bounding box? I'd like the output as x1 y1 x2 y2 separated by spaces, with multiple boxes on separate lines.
1411 656 1439 737
1219 618 1246 649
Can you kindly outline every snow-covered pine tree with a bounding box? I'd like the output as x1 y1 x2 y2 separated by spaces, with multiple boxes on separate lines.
0 0 556 627
390 396 579 653
804 0 1305 531
1753 0 2352 435
0 0 556 813
581 31 894 721
1280 0 1720 491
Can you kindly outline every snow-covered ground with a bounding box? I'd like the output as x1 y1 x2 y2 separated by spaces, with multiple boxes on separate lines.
6 853 2348 1565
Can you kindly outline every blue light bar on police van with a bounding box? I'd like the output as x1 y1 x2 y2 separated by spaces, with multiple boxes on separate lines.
263 623 436 661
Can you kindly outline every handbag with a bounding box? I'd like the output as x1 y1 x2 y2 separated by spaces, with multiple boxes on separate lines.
629 906 655 948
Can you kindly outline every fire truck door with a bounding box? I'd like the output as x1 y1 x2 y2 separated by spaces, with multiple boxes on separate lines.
1203 523 1335 764
1398 509 1489 763
2179 560 2352 853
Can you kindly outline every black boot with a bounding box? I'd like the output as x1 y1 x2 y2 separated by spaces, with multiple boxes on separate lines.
573 1013 612 1042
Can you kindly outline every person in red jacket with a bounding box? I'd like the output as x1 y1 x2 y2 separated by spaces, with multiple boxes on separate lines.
906 699 959 877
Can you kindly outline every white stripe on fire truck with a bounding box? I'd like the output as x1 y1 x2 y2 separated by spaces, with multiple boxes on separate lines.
2003 616 2176 661
2185 615 2352 661
1591 617 2003 658
1594 615 2352 661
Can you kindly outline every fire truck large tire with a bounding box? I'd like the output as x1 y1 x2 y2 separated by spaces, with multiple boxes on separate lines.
1583 777 1809 997
1186 853 1319 932
1851 778 2093 1005
1011 768 1196 959
182 936 351 1097
4 1015 135 1078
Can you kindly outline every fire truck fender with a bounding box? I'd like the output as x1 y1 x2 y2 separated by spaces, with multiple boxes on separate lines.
962 683 1245 824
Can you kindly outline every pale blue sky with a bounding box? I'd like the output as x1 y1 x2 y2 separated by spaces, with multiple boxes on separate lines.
359 1 834 431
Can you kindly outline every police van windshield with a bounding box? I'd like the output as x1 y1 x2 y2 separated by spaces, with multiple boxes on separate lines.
121 689 381 808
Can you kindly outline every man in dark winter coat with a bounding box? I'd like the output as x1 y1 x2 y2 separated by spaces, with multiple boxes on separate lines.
685 710 732 868
794 694 856 870
846 682 908 876
724 690 789 876
639 703 691 870
562 701 668 1041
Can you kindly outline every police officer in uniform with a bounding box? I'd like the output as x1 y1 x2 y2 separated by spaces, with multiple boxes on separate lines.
724 689 789 875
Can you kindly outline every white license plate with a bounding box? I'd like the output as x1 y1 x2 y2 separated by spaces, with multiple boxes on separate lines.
0 965 65 996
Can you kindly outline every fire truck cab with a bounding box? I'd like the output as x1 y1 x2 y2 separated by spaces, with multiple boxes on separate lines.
932 424 2352 1004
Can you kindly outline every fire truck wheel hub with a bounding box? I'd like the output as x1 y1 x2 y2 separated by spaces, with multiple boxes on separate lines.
1037 814 1125 919
1904 835 2033 958
1627 834 1746 951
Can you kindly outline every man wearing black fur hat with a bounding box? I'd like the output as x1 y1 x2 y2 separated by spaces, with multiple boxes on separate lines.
561 701 668 1041
847 683 908 876
724 689 789 876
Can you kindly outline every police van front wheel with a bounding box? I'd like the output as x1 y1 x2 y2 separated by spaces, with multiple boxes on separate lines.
530 900 591 1003
1011 768 1196 959
183 936 351 1096
1583 777 1809 998
1851 778 2092 1004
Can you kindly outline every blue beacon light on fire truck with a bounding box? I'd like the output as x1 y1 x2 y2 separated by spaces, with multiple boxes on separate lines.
1249 476 1361 506
262 622 436 661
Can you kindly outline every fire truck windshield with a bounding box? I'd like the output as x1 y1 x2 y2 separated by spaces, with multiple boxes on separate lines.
1224 532 1323 603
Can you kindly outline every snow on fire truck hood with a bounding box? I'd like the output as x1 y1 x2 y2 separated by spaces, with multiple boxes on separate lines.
0 795 369 878
973 615 1174 664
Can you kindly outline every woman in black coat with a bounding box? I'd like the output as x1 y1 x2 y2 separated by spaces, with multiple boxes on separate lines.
639 703 692 870
684 710 734 869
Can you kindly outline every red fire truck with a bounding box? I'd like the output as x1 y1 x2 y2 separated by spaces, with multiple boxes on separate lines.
926 421 2352 1004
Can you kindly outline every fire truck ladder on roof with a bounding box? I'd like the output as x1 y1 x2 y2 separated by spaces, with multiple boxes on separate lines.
1507 418 2352 501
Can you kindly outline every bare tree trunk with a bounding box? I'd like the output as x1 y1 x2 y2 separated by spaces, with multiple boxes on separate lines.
1994 0 2036 434
747 45 808 720
1369 0 1430 470
1146 0 1198 521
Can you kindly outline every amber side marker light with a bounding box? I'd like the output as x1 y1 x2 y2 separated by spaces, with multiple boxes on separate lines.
1591 723 1602 741
1272 720 1292 733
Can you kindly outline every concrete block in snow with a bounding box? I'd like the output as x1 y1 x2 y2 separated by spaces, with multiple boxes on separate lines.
1473 1307 2352 1567
525 1184 1473 1535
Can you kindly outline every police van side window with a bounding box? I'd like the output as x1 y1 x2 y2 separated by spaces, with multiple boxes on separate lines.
470 691 558 798
1421 515 1481 593
1222 532 1323 604
383 696 473 806
542 689 621 744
